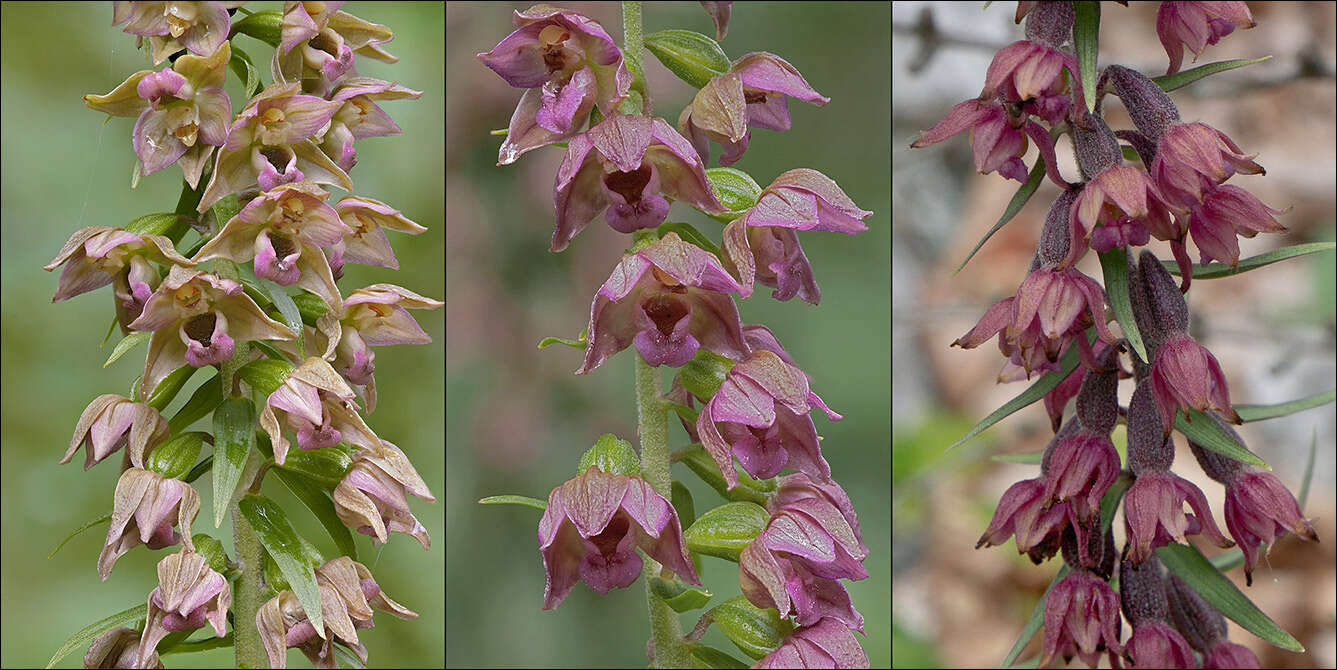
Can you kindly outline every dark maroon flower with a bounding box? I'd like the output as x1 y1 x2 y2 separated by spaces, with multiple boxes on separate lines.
1123 470 1233 565
1040 569 1123 668
1125 621 1196 669
1156 1 1255 75
1223 469 1319 586
1185 184 1286 267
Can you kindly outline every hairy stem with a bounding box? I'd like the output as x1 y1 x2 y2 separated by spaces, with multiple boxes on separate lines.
621 1 652 114
231 500 265 668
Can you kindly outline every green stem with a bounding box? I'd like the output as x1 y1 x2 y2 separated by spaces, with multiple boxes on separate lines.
621 1 651 114
231 501 265 668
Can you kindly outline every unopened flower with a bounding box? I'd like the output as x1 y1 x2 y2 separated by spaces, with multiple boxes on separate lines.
334 440 436 549
678 52 828 166
759 478 868 583
275 1 397 97
1039 569 1123 668
84 626 162 670
1164 571 1262 668
198 82 350 213
193 181 350 309
1042 432 1121 525
61 394 169 470
578 232 748 374
83 41 233 186
739 538 862 632
537 467 699 609
1185 184 1286 266
1125 621 1196 668
768 473 867 559
44 226 193 324
552 114 725 251
99 468 201 580
697 350 842 488
478 5 632 164
138 550 230 666
129 266 296 400
721 168 871 304
258 357 380 465
113 1 233 64
325 197 428 279
318 77 423 173
753 617 869 669
1156 1 1255 75
1070 163 1174 260
1150 122 1265 211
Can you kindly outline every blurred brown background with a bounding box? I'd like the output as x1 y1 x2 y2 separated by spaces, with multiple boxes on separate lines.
893 1 1336 668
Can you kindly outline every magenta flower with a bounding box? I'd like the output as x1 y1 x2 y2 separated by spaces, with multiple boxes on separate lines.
318 77 423 173
578 232 748 374
910 99 1054 183
758 478 868 583
275 1 397 97
99 468 201 580
537 467 699 610
1222 469 1318 586
753 617 869 669
333 440 436 549
320 283 442 412
83 41 233 187
1185 184 1286 266
1042 432 1121 525
1123 470 1233 565
138 550 230 667
678 51 829 166
326 196 428 278
1070 163 1174 260
129 266 296 400
697 350 842 489
1150 122 1265 211
478 5 632 164
977 477 1077 565
1039 568 1123 668
981 40 1080 120
258 357 380 466
1150 333 1240 432
721 168 872 305
198 82 350 213
1156 1 1255 75
1125 621 1196 669
193 181 350 310
553 114 725 251
44 226 193 324
112 1 232 64
768 473 867 559
60 394 169 470
739 538 863 632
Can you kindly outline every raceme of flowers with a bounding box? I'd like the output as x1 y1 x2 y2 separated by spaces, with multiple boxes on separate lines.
915 2 1319 668
48 3 439 668
478 3 872 668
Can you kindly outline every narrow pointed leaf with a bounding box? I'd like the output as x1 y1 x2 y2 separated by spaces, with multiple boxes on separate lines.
169 373 223 434
183 455 213 484
159 633 234 656
1299 426 1317 508
650 575 713 613
1164 242 1335 279
45 605 147 668
1073 1 1100 114
1156 542 1304 652
258 277 304 360
274 468 357 561
101 315 119 346
1151 56 1272 92
228 44 262 97
239 494 325 637
992 451 1044 465
1175 408 1268 468
954 157 1045 275
334 643 368 669
1098 248 1148 363
946 342 1081 453
1236 389 1335 423
478 494 548 511
1210 548 1245 572
212 397 256 528
147 365 199 412
47 514 112 559
103 331 152 368
644 29 731 89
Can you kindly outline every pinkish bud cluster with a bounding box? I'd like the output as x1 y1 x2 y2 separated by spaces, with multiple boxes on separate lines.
479 3 871 667
917 2 1320 668
49 4 438 667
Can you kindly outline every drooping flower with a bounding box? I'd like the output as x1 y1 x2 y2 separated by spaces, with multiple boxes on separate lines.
44 226 194 329
478 5 632 164
112 1 234 64
138 550 230 667
753 617 870 669
578 232 748 374
1184 184 1286 266
982 40 1080 113
1039 569 1123 668
1120 555 1196 669
552 114 725 251
1150 122 1265 211
258 357 380 465
910 99 1061 183
1156 1 1255 75
129 266 296 400
193 180 350 309
678 51 828 166
721 168 871 305
98 468 201 580
61 394 169 470
274 1 398 97
697 350 842 489
1123 469 1234 565
768 473 867 559
325 196 428 279
333 440 436 549
198 82 350 213
739 538 863 632
1150 333 1239 431
537 467 699 609
1221 468 1318 586
316 77 422 174
759 477 868 584
83 41 233 187
84 626 163 670
1070 163 1174 260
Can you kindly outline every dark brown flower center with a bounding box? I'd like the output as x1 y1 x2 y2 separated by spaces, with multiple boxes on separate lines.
589 516 630 556
642 294 689 333
603 166 651 204
184 313 216 345
744 90 768 105
269 233 298 260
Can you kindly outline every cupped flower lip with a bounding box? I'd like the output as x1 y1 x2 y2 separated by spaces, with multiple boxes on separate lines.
98 468 201 581
138 550 230 666
258 357 379 465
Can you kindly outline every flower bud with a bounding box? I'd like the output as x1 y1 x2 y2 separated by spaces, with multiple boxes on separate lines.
83 626 162 669
709 595 790 660
753 617 867 669
643 29 730 89
1024 0 1074 48
144 431 207 480
577 433 641 477
679 348 736 402
1037 188 1081 266
1104 64 1181 143
683 501 769 562
1073 112 1123 182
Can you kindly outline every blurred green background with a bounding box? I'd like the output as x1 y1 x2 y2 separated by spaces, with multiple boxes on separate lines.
446 2 890 668
1 3 443 668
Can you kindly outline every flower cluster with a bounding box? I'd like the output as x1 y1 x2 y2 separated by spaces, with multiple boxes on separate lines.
916 3 1320 668
50 4 438 667
480 3 871 667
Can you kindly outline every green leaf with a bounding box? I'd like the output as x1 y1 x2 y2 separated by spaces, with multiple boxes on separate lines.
1164 242 1335 279
123 212 190 237
228 44 262 97
101 315 119 346
578 433 641 477
237 358 295 396
169 373 223 434
1174 408 1268 468
232 9 282 47
478 494 548 511
159 633 233 656
689 643 749 669
672 480 697 530
103 331 151 368
1157 543 1304 652
239 495 325 638
650 576 713 613
274 446 353 489
704 167 762 214
250 339 294 365
953 157 1045 275
1151 55 1272 92
212 397 256 528
659 222 723 258
644 29 731 89
207 194 242 237
45 604 147 668
47 514 112 559
1098 248 1148 363
1236 389 1336 423
538 328 586 350
991 451 1043 465
1121 145 1141 163
1072 1 1100 115
290 292 328 326
183 455 213 484
334 643 368 669
257 278 305 360
146 365 199 412
946 341 1081 453
1210 548 1245 572
667 401 701 426
1299 426 1317 509
683 502 769 562
274 468 358 562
